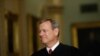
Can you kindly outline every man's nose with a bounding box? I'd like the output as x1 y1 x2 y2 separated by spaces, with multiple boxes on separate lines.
39 31 44 36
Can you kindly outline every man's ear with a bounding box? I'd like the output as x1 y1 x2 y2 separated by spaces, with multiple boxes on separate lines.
54 28 59 36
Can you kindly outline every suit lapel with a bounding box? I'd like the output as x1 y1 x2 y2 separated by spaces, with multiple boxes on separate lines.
51 43 63 55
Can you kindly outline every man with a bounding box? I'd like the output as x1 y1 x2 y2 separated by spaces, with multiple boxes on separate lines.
32 18 80 56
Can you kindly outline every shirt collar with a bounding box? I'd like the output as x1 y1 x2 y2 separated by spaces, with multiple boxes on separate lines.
46 41 60 53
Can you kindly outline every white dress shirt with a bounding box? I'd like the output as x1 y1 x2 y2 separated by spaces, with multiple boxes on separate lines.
46 41 60 53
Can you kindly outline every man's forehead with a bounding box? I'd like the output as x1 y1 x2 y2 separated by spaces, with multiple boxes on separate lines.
39 21 53 29
40 21 52 25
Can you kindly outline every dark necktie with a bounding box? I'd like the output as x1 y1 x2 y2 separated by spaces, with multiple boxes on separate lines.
48 49 52 55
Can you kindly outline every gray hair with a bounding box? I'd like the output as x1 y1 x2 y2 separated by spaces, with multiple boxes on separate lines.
38 18 59 29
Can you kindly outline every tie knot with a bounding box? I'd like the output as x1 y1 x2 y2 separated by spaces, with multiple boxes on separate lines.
49 49 52 54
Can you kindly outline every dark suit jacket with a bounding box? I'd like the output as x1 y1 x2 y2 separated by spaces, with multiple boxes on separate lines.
31 43 80 56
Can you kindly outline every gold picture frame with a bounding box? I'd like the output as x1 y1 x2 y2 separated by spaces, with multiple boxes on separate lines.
71 21 100 48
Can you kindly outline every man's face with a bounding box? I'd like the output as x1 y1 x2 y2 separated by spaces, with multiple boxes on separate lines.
38 21 59 45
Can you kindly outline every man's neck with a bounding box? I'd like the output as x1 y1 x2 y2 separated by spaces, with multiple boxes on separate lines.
46 39 59 48
46 41 60 52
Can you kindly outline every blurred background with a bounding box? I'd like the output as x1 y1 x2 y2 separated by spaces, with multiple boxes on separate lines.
0 0 100 56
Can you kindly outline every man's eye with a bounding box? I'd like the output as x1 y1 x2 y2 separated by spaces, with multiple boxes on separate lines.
39 30 46 33
43 30 46 32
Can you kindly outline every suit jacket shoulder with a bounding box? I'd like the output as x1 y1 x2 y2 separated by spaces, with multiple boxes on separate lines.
52 43 80 56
